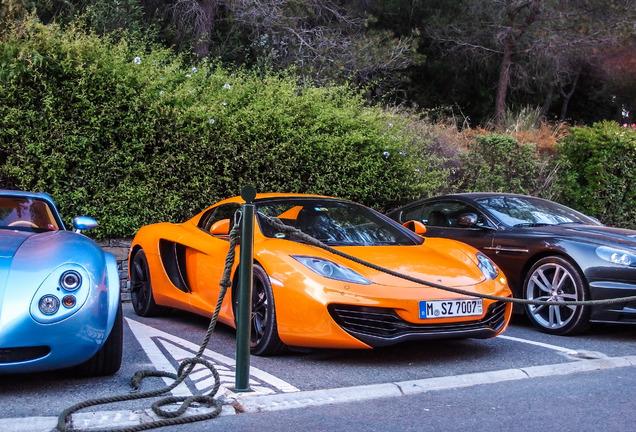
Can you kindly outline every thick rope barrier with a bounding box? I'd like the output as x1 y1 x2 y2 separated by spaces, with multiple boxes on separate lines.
260 213 636 307
55 222 242 432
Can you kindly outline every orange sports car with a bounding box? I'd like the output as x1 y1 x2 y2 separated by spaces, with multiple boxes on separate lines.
129 194 512 355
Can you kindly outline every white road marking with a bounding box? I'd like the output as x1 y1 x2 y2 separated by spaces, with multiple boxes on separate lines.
497 334 580 355
125 318 300 397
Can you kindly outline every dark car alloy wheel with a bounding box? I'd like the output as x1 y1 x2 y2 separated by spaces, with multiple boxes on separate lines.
130 249 165 317
523 256 591 335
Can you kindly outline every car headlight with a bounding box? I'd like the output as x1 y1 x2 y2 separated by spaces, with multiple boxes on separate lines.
477 252 498 280
293 256 372 284
39 295 60 315
60 270 82 291
596 246 636 266
30 265 91 324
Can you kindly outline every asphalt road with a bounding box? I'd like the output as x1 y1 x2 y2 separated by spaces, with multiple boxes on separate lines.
2 302 636 432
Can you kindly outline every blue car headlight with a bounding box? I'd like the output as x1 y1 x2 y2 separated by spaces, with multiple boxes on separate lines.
293 255 372 285
477 252 498 280
596 246 636 266
60 270 82 291
38 295 61 315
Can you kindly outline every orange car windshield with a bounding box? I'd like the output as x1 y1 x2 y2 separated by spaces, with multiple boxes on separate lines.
0 197 61 232
256 198 421 246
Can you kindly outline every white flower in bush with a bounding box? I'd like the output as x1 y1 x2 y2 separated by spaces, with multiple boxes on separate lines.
209 119 215 124
223 83 231 89
133 57 142 64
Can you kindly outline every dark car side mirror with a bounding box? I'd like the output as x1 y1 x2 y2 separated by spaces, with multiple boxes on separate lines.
457 213 478 227
402 220 427 235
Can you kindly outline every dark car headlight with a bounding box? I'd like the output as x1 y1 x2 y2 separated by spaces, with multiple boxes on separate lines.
293 256 372 285
596 246 636 266
476 252 499 280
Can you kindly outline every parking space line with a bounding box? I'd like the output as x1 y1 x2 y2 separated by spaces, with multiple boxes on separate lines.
497 334 580 355
125 318 300 395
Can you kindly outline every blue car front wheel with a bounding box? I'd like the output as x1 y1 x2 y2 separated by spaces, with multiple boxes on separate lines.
72 301 123 376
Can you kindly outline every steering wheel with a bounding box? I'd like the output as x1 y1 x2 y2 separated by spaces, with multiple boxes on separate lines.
8 220 39 228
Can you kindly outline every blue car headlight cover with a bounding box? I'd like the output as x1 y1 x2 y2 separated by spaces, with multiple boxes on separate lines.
293 255 371 285
31 265 91 323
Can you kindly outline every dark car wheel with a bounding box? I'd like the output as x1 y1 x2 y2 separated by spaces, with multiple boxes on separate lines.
523 256 591 335
72 301 123 377
237 264 285 356
130 249 166 317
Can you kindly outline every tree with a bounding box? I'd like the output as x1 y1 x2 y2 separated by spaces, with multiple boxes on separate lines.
421 0 635 125
27 0 419 93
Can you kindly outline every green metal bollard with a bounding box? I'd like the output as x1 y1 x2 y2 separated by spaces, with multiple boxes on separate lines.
234 185 256 392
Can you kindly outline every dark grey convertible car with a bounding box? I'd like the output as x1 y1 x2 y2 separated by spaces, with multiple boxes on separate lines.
388 193 636 335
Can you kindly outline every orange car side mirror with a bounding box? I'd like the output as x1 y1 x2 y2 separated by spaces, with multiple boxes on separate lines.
402 220 427 235
211 219 230 235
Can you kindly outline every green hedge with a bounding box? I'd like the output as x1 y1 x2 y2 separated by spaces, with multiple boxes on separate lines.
453 133 545 195
557 121 636 228
0 21 444 238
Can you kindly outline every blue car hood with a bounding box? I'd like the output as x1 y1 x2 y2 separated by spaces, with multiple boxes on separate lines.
0 230 32 258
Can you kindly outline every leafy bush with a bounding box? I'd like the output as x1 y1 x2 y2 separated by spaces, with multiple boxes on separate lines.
557 121 636 228
0 20 443 238
453 133 551 195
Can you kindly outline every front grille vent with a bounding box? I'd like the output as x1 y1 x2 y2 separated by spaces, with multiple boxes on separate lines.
0 346 51 364
328 301 508 346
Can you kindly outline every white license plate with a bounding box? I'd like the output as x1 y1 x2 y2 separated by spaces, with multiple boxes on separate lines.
419 299 483 319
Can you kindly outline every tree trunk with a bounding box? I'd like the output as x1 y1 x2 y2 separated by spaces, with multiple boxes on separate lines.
559 65 582 121
494 37 514 126
193 0 218 59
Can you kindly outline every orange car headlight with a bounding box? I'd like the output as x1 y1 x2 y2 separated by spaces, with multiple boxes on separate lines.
476 252 499 280
293 255 371 285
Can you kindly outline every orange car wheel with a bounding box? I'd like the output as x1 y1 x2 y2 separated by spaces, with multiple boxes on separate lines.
130 249 167 317
245 265 285 356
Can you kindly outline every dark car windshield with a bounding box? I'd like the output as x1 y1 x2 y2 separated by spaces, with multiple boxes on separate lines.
256 198 421 246
0 196 61 232
475 196 600 228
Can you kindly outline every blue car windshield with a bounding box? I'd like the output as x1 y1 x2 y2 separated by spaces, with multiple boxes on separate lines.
475 196 600 228
256 198 421 246
0 197 61 232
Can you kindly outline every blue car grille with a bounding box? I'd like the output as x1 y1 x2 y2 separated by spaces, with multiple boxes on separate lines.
328 301 508 347
0 346 51 364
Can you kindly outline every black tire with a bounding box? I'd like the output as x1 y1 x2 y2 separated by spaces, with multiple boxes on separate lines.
73 301 123 376
236 264 285 356
523 256 591 335
130 249 166 317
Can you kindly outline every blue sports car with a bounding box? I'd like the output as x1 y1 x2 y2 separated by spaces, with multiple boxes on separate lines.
0 190 122 376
